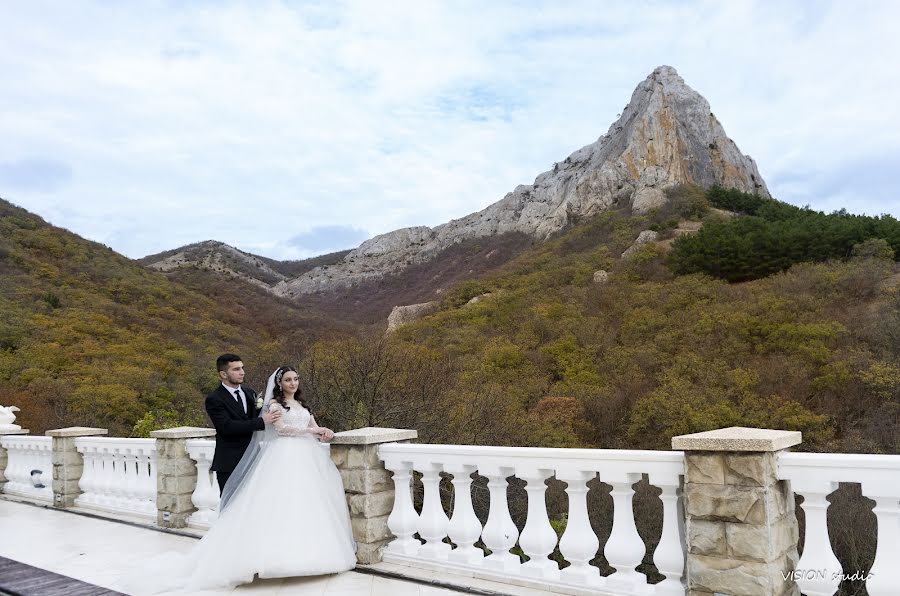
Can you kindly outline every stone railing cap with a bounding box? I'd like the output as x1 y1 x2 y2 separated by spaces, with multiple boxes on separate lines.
45 427 109 438
331 427 417 445
672 426 801 452
150 426 217 439
0 428 30 435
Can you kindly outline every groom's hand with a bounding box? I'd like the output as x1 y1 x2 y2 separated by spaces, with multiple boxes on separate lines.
262 410 282 425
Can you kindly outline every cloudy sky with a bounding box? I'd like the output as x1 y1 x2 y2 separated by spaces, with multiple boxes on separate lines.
2 1 899 260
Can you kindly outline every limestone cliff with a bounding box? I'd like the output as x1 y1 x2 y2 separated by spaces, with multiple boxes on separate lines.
271 66 768 296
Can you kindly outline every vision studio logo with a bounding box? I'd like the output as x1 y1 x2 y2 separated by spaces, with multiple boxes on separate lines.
783 569 874 582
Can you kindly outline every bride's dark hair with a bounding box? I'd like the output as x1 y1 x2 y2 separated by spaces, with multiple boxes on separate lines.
272 366 312 414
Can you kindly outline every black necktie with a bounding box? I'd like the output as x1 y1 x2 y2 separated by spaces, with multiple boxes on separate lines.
234 389 246 414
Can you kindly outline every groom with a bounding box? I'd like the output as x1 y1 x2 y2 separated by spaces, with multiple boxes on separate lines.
205 353 280 494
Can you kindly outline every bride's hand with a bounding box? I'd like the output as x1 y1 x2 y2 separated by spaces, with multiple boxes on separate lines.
318 428 335 442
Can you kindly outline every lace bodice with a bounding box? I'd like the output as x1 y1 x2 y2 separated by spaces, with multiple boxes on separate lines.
268 401 314 437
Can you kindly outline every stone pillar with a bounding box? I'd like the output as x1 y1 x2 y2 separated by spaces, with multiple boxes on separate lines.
151 426 216 529
0 428 30 488
330 427 417 564
673 427 802 596
45 427 108 508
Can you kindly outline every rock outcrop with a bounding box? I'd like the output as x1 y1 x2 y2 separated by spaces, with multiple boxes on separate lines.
386 302 439 332
466 293 493 305
622 231 660 259
268 65 769 296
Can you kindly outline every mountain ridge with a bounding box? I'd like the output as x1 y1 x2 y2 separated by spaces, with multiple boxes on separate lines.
274 65 768 296
140 241 351 289
141 66 769 298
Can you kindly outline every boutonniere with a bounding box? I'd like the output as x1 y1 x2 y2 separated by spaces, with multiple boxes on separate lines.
255 397 264 410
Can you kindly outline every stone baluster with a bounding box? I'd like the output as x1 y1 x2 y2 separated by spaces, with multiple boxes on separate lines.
36 442 54 496
109 447 126 508
867 495 900 596
13 440 31 493
23 444 37 491
19 441 35 493
653 476 686 596
558 469 603 588
516 465 560 580
151 427 216 528
138 446 157 515
16 440 33 493
123 449 140 508
76 444 99 506
98 447 116 507
332 427 418 564
0 427 30 493
417 462 451 559
4 439 27 493
46 427 108 508
791 480 842 596
146 450 159 508
674 426 801 596
604 473 648 594
480 463 520 573
185 440 219 528
444 462 484 565
383 458 419 557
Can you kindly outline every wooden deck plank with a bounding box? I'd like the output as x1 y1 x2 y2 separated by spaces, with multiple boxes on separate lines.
0 556 123 596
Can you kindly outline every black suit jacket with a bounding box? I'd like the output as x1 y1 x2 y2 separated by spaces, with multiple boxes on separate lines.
205 384 264 474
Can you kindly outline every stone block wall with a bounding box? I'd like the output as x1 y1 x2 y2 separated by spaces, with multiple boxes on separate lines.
674 427 802 596
150 427 216 528
45 427 108 508
330 428 417 564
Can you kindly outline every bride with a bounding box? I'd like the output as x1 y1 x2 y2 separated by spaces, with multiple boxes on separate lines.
128 366 357 594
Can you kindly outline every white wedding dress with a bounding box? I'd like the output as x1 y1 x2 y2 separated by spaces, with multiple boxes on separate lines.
127 402 356 595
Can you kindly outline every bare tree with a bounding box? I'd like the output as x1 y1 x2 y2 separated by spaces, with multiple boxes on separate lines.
300 332 450 433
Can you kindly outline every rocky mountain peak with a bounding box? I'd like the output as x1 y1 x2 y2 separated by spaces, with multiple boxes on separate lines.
271 66 769 296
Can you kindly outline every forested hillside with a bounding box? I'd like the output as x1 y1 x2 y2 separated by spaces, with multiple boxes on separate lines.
301 187 900 453
0 198 343 436
2 190 898 453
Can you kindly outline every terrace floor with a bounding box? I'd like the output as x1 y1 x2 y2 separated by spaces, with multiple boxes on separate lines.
0 498 558 596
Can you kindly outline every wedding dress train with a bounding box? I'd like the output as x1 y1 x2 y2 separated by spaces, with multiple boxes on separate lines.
126 403 356 594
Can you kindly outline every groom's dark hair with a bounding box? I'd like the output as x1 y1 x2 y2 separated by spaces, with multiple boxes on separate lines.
216 353 242 372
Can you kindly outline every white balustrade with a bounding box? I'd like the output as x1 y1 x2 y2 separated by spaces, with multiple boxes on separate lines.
445 463 483 565
778 452 900 596
516 464 560 580
383 458 421 556
5 424 896 596
0 435 53 502
558 469 603 588
185 438 220 529
606 474 650 594
379 443 685 596
481 462 520 572
653 481 685 596
417 463 451 559
74 437 156 520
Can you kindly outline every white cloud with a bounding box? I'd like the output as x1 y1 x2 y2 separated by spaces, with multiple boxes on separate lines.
1 0 898 260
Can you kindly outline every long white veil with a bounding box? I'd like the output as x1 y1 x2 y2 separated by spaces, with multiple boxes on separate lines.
219 369 279 511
